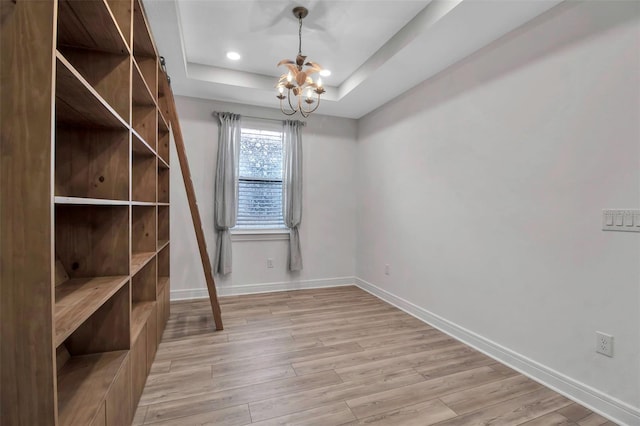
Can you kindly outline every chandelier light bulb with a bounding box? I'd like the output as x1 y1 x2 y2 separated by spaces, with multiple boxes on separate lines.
287 72 293 83
317 78 322 88
278 86 284 94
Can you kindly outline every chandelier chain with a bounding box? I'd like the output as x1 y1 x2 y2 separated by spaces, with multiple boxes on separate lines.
298 15 302 56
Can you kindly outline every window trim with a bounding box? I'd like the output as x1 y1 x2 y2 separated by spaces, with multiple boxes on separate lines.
230 228 290 242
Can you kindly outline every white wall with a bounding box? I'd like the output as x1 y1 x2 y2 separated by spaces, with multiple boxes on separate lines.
356 1 639 422
170 96 357 299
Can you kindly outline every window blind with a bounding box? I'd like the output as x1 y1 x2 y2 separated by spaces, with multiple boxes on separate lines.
236 128 285 229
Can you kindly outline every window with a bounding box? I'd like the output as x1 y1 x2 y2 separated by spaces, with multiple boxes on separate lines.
235 126 286 229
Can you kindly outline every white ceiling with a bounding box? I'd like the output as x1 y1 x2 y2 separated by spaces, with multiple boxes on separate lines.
143 0 564 119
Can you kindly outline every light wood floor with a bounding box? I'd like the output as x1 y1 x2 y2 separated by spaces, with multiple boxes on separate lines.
133 286 616 426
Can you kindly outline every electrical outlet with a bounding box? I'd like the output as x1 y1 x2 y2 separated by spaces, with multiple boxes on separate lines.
384 264 390 275
267 258 274 269
596 332 613 357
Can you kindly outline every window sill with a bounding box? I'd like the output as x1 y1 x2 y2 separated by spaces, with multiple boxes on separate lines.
230 229 290 242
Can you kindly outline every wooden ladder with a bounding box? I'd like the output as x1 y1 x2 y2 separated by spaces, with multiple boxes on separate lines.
158 69 224 331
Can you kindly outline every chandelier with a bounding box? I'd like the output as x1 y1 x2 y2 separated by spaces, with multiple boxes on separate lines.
276 6 325 117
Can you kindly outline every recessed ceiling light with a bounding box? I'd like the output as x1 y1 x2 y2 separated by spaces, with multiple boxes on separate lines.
226 51 241 61
319 69 331 77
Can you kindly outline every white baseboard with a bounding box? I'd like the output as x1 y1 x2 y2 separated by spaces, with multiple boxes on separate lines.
354 277 640 426
170 276 355 300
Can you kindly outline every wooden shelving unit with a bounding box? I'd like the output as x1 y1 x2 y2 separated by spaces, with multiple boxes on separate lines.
1 0 172 424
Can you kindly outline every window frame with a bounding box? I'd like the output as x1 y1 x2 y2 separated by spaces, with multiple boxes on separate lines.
231 118 288 238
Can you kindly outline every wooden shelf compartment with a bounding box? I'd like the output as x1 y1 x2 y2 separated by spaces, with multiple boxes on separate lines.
132 134 156 203
133 205 156 255
131 252 155 277
158 155 170 170
157 205 169 247
56 53 127 129
158 165 170 203
58 47 130 122
55 126 129 201
157 276 169 295
132 0 157 59
158 115 170 165
156 244 169 342
56 282 130 426
158 108 169 133
57 350 130 426
131 257 158 373
157 244 169 286
130 303 158 405
57 0 129 55
157 64 171 122
131 301 155 343
55 205 130 278
58 282 130 356
55 276 129 347
132 60 155 110
135 56 158 101
105 0 133 48
132 255 155 301
157 282 170 343
157 239 169 253
132 127 155 156
132 105 157 151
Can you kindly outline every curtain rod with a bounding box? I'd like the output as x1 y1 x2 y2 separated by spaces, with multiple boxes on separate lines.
212 111 306 126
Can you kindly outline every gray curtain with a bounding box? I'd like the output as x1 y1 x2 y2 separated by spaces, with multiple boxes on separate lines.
282 120 303 271
214 113 241 275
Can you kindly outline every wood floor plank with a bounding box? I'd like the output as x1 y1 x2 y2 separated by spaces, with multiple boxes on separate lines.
557 403 595 422
138 286 606 426
143 371 343 424
577 413 617 426
336 345 475 382
174 342 362 376
348 398 457 425
144 403 251 426
415 352 496 380
520 412 577 426
249 369 425 422
433 387 573 426
440 374 543 415
354 328 439 349
346 366 505 419
154 334 323 364
140 365 297 406
292 334 458 375
144 365 212 388
249 402 356 426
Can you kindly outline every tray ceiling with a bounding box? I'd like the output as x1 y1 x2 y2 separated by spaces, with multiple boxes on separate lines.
144 0 563 119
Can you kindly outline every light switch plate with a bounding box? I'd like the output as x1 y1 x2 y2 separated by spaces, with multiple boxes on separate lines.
603 210 640 232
